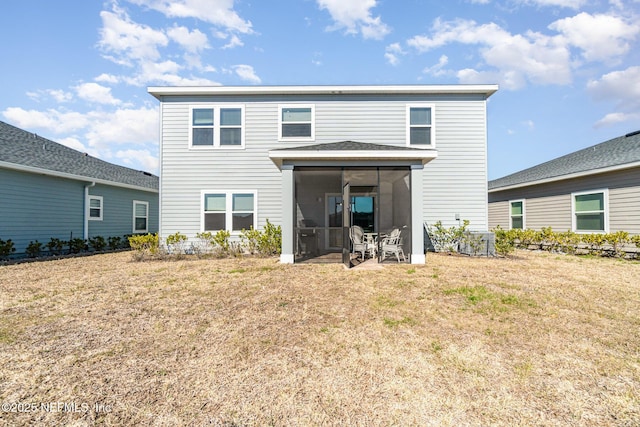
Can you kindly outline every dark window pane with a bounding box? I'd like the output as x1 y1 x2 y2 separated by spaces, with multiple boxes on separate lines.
410 127 431 145
220 108 241 126
410 107 431 125
135 218 147 231
193 108 214 126
282 123 311 137
193 128 214 145
233 213 253 231
576 213 604 231
511 216 523 229
90 208 101 218
205 212 226 231
220 128 241 145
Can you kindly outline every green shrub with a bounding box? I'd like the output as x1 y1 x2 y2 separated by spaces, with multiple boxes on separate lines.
108 236 123 251
427 220 469 253
47 238 66 256
68 238 87 254
25 241 43 258
128 233 159 261
89 236 107 252
240 219 282 257
0 238 16 259
166 232 188 256
492 226 515 257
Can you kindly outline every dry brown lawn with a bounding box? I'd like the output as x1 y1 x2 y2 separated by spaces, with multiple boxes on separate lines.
0 250 639 426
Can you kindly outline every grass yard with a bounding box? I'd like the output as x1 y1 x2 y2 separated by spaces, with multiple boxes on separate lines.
0 250 639 426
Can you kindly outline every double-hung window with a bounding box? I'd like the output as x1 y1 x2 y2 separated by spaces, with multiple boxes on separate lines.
133 201 149 233
203 191 257 233
572 190 608 232
279 105 315 140
190 106 245 148
88 195 103 221
510 200 524 229
406 104 435 147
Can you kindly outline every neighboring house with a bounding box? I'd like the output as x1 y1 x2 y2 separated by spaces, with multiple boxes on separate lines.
148 84 498 265
0 120 159 255
488 130 640 235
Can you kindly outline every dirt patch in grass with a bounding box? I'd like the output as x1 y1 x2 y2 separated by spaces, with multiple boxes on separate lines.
1 251 639 426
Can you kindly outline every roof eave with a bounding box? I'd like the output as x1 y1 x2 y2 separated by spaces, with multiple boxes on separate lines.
148 84 499 99
488 160 640 193
268 149 438 169
0 160 159 193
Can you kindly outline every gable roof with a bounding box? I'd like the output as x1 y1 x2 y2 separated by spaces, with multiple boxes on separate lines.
0 120 158 191
489 131 640 192
274 140 421 151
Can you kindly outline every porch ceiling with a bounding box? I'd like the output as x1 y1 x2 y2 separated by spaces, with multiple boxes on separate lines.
268 140 437 169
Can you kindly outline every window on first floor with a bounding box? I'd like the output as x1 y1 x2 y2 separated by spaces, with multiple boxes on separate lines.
407 104 435 147
88 195 103 221
190 105 244 148
279 105 315 140
510 200 524 229
133 201 149 233
572 190 608 232
202 191 256 232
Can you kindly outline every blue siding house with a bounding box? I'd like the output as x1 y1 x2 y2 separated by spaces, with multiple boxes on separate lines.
0 120 159 256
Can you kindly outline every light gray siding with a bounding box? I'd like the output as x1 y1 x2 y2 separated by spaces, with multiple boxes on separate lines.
159 93 490 242
488 167 640 234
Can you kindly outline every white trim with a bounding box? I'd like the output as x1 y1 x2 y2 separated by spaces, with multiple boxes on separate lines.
268 149 437 168
509 199 525 230
280 253 295 264
201 190 258 234
278 104 315 141
188 105 246 150
406 104 436 148
133 200 149 233
149 84 499 98
571 189 609 233
0 160 158 193
489 161 640 193
88 195 103 221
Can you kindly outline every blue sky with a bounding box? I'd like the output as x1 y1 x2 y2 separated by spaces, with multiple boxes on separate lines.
1 0 638 180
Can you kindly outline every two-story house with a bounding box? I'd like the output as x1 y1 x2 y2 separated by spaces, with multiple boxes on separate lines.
148 85 498 265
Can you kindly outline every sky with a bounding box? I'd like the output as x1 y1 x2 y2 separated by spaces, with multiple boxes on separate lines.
1 0 639 180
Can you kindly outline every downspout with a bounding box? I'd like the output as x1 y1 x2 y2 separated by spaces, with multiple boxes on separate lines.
84 182 96 240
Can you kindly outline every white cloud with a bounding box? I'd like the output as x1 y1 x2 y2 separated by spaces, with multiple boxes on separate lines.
167 25 209 53
384 43 404 66
317 0 390 40
125 0 253 33
95 73 120 84
116 148 159 172
407 19 571 89
222 34 244 49
2 107 89 133
515 0 587 7
587 66 640 106
233 64 261 84
422 55 450 77
549 13 638 62
594 112 640 128
75 82 121 105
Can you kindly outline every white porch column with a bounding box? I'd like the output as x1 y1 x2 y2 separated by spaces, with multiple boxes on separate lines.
410 164 426 264
280 165 295 263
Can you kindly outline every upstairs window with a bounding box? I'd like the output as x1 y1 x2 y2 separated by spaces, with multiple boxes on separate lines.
510 200 524 229
573 190 607 232
407 105 435 147
190 106 245 148
279 105 315 140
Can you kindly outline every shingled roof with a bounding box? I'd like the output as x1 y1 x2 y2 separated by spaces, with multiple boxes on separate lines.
0 120 158 191
271 140 419 151
489 131 640 191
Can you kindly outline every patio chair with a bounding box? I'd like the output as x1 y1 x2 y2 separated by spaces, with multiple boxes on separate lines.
350 225 368 260
380 228 406 262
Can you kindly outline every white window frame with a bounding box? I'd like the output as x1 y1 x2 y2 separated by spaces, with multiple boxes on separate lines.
201 190 258 234
278 104 315 141
406 104 436 148
509 199 525 230
571 189 609 233
88 195 103 221
132 200 149 234
189 105 245 149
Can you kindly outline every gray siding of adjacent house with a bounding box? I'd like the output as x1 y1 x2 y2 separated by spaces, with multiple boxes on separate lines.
0 167 159 255
158 93 490 242
0 168 84 253
488 167 640 234
88 184 159 237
